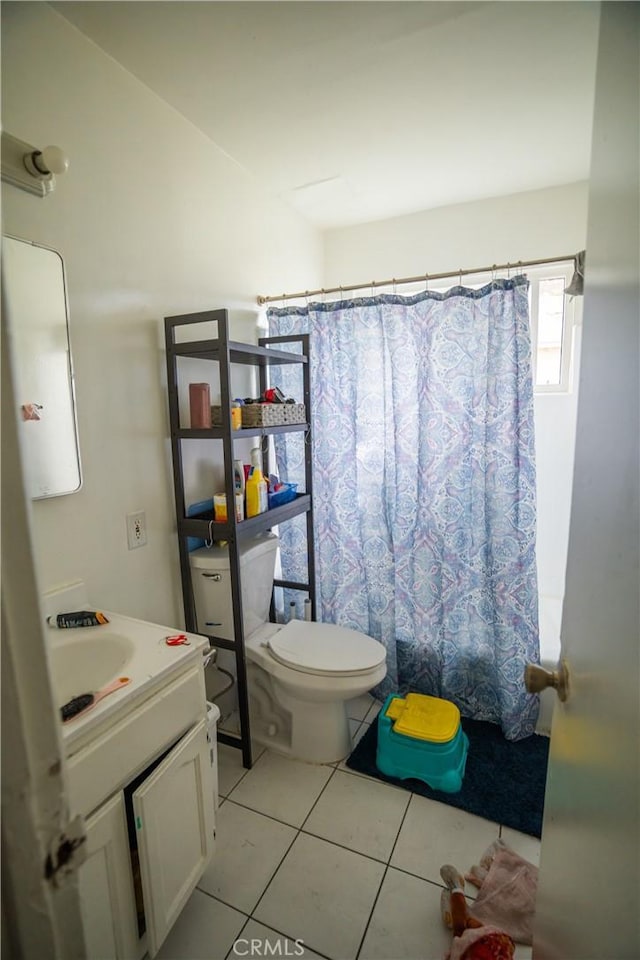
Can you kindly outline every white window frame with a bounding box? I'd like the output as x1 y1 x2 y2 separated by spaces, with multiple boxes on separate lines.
527 261 579 395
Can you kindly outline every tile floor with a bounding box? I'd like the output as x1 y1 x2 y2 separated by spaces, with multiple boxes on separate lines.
158 695 537 960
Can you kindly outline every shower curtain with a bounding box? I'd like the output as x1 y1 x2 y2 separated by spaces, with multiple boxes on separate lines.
267 277 540 740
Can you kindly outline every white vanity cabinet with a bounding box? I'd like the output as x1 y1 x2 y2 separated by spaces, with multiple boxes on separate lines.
66 662 215 959
132 718 214 956
79 792 139 959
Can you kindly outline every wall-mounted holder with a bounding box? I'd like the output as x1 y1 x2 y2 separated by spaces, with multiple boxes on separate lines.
1 132 69 198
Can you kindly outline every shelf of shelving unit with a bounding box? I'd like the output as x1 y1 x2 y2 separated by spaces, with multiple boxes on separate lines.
164 308 315 768
170 339 308 366
178 494 312 542
174 422 308 441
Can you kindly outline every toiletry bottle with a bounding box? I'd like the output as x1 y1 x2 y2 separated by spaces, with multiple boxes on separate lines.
213 493 227 522
250 446 263 473
231 402 242 430
233 459 246 522
257 466 268 513
246 465 268 518
233 459 245 497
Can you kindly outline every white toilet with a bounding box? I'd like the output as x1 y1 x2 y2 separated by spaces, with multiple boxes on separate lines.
189 535 387 763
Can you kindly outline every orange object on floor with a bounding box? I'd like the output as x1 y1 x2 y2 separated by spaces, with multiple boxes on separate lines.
441 864 515 960
447 926 515 960
460 932 515 960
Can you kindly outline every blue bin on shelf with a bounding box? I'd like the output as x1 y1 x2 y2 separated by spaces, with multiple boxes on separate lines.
376 692 469 793
268 483 298 509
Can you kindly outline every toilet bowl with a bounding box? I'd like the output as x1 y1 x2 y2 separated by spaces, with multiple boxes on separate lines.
189 536 387 763
245 620 387 763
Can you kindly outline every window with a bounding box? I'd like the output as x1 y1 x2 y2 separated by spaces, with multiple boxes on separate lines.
527 263 578 394
536 277 566 386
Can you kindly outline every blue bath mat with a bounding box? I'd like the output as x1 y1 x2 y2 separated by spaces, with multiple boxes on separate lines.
346 714 549 838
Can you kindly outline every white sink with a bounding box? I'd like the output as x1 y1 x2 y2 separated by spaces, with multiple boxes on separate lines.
45 610 210 746
48 632 135 707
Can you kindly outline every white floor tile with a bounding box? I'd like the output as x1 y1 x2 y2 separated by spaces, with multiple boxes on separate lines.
254 832 385 960
156 888 246 960
228 750 333 826
347 693 376 722
391 794 500 889
198 801 296 913
162 714 545 960
500 827 541 867
231 920 324 960
359 867 451 960
303 769 410 861
218 743 264 798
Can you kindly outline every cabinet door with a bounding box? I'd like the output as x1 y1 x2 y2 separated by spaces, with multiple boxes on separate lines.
133 719 215 958
78 792 140 960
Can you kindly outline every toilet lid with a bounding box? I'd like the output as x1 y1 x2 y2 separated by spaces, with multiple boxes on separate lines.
267 621 386 676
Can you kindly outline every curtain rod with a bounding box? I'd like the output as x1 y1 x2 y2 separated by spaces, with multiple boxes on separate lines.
256 253 578 306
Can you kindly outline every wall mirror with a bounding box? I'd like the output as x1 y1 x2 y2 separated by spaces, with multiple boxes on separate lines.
2 236 82 498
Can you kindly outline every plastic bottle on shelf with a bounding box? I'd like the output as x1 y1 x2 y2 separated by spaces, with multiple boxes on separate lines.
233 459 246 523
250 447 263 473
245 465 267 518
233 459 245 497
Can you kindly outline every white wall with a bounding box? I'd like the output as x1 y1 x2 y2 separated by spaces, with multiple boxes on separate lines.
324 182 589 284
2 0 587 642
1 4 322 627
324 183 589 656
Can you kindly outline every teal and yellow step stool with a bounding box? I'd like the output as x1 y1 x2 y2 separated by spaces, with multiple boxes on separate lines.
376 693 469 793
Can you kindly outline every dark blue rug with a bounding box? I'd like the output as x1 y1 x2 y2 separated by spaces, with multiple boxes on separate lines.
346 715 549 838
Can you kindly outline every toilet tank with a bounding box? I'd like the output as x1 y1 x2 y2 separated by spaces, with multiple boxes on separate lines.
189 534 279 641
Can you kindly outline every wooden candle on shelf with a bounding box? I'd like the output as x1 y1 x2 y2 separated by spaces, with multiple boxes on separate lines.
189 383 211 428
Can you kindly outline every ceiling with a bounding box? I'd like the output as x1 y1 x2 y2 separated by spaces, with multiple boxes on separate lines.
52 1 600 230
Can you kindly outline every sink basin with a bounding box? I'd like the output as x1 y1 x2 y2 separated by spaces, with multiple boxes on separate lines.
41 608 210 744
48 632 135 707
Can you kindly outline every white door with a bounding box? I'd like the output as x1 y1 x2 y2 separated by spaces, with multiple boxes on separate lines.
133 720 215 958
1 279 86 956
532 5 639 959
78 793 140 960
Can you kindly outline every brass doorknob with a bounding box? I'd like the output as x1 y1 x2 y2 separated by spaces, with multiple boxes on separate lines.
524 660 569 702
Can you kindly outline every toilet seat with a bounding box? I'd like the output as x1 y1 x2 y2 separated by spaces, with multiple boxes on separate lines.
266 620 386 677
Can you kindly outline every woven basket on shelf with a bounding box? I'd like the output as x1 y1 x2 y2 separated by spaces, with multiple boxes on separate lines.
241 403 306 428
282 403 306 424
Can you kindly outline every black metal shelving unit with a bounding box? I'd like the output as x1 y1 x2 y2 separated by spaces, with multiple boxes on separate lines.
164 308 315 768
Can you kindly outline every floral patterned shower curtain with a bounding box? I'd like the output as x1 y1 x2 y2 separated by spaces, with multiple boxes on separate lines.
268 277 540 740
